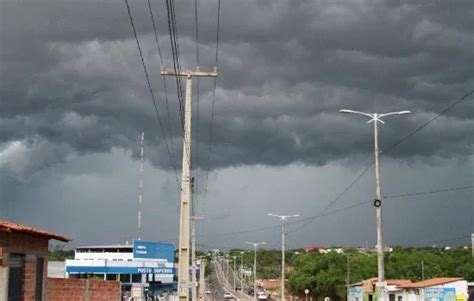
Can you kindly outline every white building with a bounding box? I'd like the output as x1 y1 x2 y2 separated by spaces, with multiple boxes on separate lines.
349 277 469 301
65 240 176 296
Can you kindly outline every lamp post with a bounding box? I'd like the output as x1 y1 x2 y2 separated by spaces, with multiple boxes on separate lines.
267 214 300 301
232 255 237 291
246 241 266 300
240 251 244 288
339 109 411 301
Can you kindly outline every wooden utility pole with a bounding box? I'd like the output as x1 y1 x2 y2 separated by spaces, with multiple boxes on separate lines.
161 67 217 301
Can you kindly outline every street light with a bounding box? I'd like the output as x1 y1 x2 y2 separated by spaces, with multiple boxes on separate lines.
232 255 237 292
267 214 300 301
246 241 266 300
240 251 245 289
339 108 411 301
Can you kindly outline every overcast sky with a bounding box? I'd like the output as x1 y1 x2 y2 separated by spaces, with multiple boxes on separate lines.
1 0 473 250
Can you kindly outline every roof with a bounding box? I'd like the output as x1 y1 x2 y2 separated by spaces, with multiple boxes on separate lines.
399 278 464 288
350 278 413 287
0 220 71 242
351 277 465 290
303 245 327 251
75 245 132 249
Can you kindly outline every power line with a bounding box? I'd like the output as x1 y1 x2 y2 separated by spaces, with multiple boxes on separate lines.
404 233 471 247
287 162 375 235
199 90 474 248
194 0 200 67
164 0 195 174
193 0 201 217
165 0 185 129
287 88 474 236
145 0 178 178
383 185 474 199
202 0 222 217
146 0 163 62
202 184 473 239
124 0 180 187
384 89 474 154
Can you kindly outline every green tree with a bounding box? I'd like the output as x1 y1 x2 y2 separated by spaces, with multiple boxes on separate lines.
49 244 74 261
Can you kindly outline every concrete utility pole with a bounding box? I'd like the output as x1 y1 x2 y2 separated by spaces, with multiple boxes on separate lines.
199 258 206 300
471 233 474 259
191 216 203 301
267 214 299 301
246 241 266 301
161 67 218 301
339 109 411 301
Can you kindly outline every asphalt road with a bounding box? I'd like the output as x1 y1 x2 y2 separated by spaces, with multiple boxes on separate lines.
206 259 253 301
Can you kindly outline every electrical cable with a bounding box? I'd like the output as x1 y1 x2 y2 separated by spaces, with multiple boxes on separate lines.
165 0 185 129
146 0 179 177
383 89 474 154
284 88 474 236
193 0 201 217
124 0 180 188
202 0 221 217
382 185 474 199
202 184 473 239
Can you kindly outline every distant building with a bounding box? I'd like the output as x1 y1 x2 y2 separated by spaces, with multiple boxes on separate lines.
0 219 70 301
303 245 345 254
65 240 176 297
348 277 469 301
303 245 327 252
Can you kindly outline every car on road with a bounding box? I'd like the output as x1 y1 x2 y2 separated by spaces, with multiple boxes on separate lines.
224 292 233 299
257 291 269 300
204 290 211 294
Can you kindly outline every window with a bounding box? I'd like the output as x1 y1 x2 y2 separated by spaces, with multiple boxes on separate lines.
120 274 131 283
368 294 373 301
398 296 402 301
132 273 141 283
389 294 395 301
106 274 118 280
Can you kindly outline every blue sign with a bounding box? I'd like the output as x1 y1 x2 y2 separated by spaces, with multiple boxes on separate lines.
425 288 456 301
349 287 363 301
133 240 175 262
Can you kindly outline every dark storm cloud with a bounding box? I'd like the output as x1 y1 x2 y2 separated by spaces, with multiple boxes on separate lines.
1 0 473 176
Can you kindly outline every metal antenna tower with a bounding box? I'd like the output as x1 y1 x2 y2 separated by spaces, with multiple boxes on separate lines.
137 131 145 240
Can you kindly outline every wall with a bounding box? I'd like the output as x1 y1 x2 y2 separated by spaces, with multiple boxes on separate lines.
0 231 49 254
424 281 469 301
0 236 49 301
0 266 8 301
48 278 121 301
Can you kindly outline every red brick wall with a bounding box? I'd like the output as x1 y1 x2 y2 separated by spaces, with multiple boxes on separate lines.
0 231 49 254
48 278 121 301
24 255 37 301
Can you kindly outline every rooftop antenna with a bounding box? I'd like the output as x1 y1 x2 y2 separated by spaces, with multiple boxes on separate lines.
137 132 145 240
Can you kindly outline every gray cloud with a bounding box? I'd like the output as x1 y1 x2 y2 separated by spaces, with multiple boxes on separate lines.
1 0 473 177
